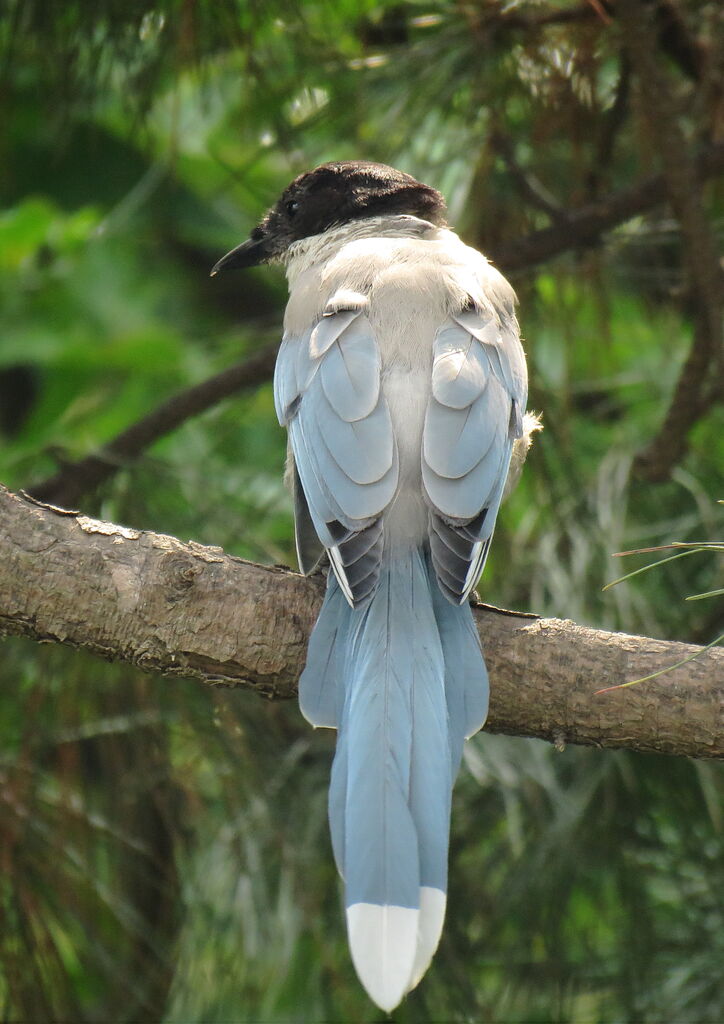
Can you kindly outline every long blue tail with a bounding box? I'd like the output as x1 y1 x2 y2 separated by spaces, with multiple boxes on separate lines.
299 546 488 1011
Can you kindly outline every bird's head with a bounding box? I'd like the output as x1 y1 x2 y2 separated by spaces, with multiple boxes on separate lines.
210 161 446 275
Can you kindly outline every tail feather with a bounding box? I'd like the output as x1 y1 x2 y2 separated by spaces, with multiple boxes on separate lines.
341 552 424 910
328 726 347 876
430 569 489 769
298 575 350 729
340 552 426 1009
299 545 488 1011
409 886 447 990
346 903 419 1013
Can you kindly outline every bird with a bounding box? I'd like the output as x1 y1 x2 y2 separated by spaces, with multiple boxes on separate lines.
211 161 539 1012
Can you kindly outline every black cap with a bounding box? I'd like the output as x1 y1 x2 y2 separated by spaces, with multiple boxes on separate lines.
211 161 447 275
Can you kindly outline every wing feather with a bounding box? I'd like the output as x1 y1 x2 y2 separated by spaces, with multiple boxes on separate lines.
273 306 397 606
292 464 324 574
423 303 527 603
321 317 381 421
423 437 507 521
310 308 359 358
431 327 487 407
453 309 527 418
274 333 301 425
312 391 394 485
423 378 509 479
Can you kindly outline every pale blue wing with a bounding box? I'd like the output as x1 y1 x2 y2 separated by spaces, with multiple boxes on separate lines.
273 303 397 607
423 304 527 603
454 308 527 410
312 393 394 486
321 316 381 421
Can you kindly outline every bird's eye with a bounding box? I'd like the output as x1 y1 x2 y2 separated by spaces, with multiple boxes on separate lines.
286 199 299 217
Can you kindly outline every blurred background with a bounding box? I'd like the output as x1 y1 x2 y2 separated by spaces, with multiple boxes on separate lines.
1 1 723 1021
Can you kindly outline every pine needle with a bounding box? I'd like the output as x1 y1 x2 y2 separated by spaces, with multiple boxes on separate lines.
595 632 724 695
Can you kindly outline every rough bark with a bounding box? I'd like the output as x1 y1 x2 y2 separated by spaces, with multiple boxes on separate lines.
1 485 721 759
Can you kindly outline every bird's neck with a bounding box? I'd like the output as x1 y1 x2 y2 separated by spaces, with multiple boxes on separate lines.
284 215 440 285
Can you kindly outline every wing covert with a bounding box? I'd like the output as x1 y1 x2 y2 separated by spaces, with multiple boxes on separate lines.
273 298 397 607
423 303 527 604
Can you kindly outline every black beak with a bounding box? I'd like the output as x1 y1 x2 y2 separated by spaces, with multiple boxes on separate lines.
210 234 270 276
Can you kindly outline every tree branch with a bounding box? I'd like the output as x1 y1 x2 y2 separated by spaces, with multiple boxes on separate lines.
585 55 630 201
1 485 721 760
619 0 724 482
28 343 279 507
489 129 568 223
17 140 723 511
490 142 724 273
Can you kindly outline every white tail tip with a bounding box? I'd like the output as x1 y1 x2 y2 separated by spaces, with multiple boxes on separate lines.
408 887 447 991
346 902 418 1012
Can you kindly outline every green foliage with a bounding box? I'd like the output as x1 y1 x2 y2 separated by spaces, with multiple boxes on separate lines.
1 2 723 1022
